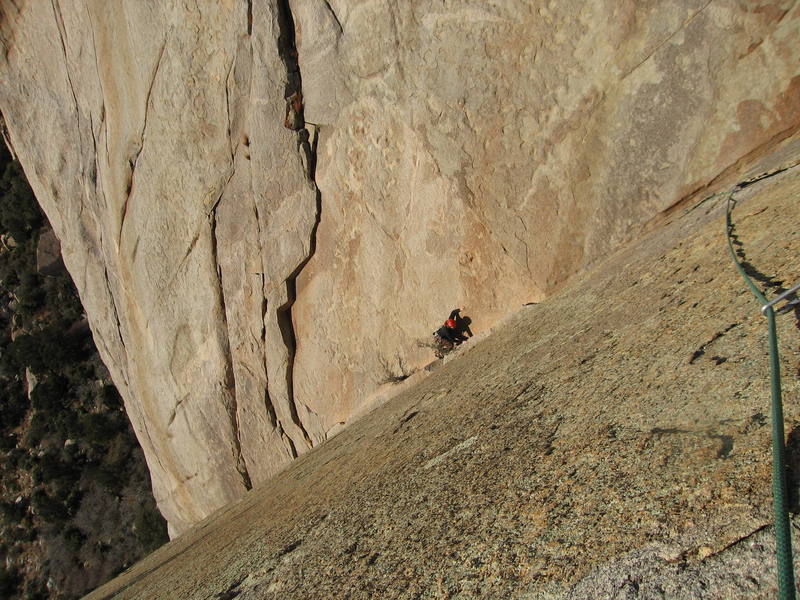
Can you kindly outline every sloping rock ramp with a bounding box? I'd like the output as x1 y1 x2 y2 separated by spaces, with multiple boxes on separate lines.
85 142 800 599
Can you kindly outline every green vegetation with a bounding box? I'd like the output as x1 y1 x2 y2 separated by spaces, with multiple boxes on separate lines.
0 143 168 599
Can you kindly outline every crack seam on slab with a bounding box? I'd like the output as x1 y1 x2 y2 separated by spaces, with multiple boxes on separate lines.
251 238 281 434
322 0 344 34
167 394 189 429
688 322 739 364
143 164 235 317
620 0 714 81
209 199 252 490
692 523 771 562
259 274 280 431
651 121 800 224
240 10 284 440
84 2 107 188
274 0 322 450
273 125 321 452
514 214 531 275
99 262 129 392
83 114 98 219
50 0 78 116
224 55 236 161
51 0 85 179
120 37 167 247
248 138 282 435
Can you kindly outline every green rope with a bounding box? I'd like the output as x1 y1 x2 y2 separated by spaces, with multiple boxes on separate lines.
726 190 796 599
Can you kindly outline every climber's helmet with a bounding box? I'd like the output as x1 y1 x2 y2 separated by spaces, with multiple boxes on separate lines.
445 319 457 329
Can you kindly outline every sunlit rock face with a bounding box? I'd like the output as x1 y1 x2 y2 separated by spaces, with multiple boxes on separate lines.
1 0 799 534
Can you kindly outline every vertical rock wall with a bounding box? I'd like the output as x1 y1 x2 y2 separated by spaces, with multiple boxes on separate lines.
290 0 800 426
1 0 799 533
0 0 320 535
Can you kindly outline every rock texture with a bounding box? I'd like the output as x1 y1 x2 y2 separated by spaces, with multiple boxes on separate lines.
83 139 800 599
1 0 320 535
1 0 800 533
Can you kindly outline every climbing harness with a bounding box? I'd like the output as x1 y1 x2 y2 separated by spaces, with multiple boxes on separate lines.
726 184 797 600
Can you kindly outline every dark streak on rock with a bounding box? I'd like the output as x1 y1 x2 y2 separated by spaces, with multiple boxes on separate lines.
734 167 788 191
259 282 278 430
650 427 735 459
181 233 200 264
271 1 323 452
401 410 419 424
276 539 302 557
276 0 301 100
689 323 739 364
246 0 252 36
393 410 420 434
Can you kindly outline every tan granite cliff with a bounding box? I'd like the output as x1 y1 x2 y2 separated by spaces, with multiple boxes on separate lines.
83 138 800 600
1 0 799 534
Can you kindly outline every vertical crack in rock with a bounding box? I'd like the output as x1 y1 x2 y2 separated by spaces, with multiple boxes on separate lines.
514 214 531 275
259 276 279 430
131 37 167 173
223 55 237 162
322 0 344 34
50 0 84 176
275 0 322 448
83 7 104 216
276 0 302 107
120 38 167 247
100 263 128 371
250 203 282 436
210 193 252 491
239 22 286 445
50 0 78 118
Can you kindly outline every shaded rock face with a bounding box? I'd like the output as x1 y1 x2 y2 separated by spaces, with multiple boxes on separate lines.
1 0 799 533
35 227 65 277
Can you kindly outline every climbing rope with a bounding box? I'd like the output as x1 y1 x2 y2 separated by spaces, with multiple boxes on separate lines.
725 186 797 599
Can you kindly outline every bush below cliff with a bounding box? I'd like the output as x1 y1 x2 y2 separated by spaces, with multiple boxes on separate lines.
0 144 168 600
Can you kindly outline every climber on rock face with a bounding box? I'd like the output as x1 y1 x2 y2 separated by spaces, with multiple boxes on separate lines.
433 307 470 358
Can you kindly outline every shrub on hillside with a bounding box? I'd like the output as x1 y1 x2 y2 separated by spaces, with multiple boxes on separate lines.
134 506 169 554
8 329 84 375
0 158 41 243
0 387 26 431
0 143 169 598
0 564 22 598
62 526 86 555
26 412 48 446
0 498 26 522
81 412 122 445
30 489 68 527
